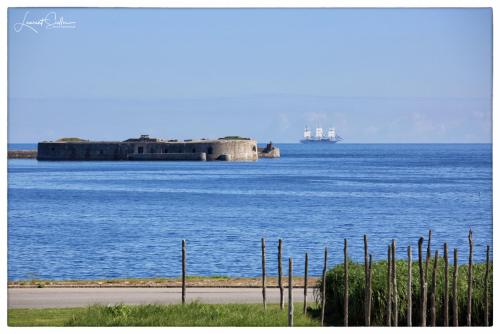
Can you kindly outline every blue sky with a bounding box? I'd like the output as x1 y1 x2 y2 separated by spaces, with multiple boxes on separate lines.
8 8 492 143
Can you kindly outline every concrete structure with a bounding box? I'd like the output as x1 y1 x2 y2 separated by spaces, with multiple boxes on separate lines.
8 150 37 159
37 135 259 161
258 142 280 158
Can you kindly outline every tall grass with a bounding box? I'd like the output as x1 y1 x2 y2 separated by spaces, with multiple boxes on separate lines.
64 303 319 326
315 259 492 326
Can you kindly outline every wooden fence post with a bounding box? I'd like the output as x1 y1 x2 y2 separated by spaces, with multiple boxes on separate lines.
452 248 458 327
364 235 371 326
182 239 186 304
368 254 372 326
418 237 427 326
407 245 412 327
430 250 438 326
387 245 392 326
425 231 431 313
484 245 490 326
288 257 294 327
391 240 398 326
303 252 308 315
261 238 266 309
467 230 473 326
426 230 432 274
278 239 284 310
344 239 349 327
321 247 328 326
443 243 449 326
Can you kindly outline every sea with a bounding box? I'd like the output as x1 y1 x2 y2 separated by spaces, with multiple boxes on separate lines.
7 143 492 280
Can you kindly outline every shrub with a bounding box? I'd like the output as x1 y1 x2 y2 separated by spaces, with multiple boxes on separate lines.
315 259 492 326
56 137 88 142
218 136 251 140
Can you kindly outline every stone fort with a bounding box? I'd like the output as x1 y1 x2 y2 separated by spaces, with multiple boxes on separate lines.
36 135 264 161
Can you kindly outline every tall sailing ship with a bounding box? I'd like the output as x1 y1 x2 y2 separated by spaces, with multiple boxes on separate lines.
300 126 343 144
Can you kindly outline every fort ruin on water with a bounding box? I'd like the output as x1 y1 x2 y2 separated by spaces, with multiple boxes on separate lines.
35 135 280 161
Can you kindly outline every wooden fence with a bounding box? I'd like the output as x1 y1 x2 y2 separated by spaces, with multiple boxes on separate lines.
180 229 492 327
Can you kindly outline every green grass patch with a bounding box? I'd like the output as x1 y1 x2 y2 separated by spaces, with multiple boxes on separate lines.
9 303 319 327
56 137 88 142
218 136 251 140
185 275 232 281
8 308 82 326
11 275 234 286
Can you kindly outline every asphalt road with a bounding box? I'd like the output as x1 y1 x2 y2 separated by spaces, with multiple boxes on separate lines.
8 287 317 309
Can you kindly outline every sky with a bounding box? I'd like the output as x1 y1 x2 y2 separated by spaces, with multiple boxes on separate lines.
8 8 492 143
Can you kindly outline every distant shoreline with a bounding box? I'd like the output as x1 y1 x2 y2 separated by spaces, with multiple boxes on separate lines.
8 150 37 159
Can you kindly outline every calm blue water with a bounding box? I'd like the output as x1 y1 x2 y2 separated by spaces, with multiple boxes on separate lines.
8 144 492 280
8 143 37 150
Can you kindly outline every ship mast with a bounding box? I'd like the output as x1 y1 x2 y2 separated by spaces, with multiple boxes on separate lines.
315 127 323 140
328 127 336 141
303 126 311 140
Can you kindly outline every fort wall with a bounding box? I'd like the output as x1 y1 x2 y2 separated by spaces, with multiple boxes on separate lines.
37 139 258 161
